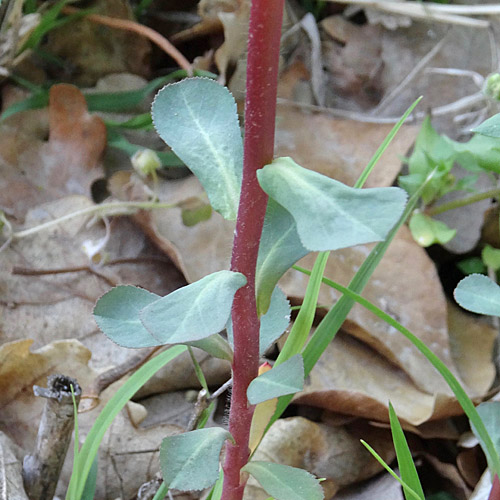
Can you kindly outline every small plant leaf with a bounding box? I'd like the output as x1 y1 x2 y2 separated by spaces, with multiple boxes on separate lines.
94 285 162 348
257 157 407 251
187 334 233 362
471 402 500 474
389 403 425 500
152 78 243 220
454 274 500 316
408 212 456 247
256 199 309 315
160 428 232 491
227 286 291 355
482 244 500 271
247 355 304 405
242 461 324 500
473 113 500 138
141 270 246 343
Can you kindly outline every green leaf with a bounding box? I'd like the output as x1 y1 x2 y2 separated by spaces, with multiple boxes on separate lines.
257 157 407 251
94 285 162 348
389 403 425 500
482 244 500 271
187 334 233 362
471 402 500 474
247 355 304 405
68 345 187 498
256 199 308 315
227 286 291 355
457 257 486 275
152 78 243 220
141 270 246 343
160 428 232 491
242 461 324 500
473 113 500 138
454 274 500 316
408 212 456 247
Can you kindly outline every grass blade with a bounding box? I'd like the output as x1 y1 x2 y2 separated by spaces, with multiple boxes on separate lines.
67 345 187 499
360 440 423 500
388 402 425 500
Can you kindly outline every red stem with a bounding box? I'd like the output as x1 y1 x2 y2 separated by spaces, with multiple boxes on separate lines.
221 1 285 499
489 474 500 500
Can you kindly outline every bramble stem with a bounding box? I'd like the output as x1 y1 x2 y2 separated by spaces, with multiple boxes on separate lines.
221 1 284 499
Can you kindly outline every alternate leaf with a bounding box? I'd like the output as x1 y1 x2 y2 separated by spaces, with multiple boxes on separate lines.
152 78 243 220
160 428 232 491
482 244 500 271
471 402 500 474
389 403 425 500
256 199 309 315
408 212 456 247
247 355 304 405
141 270 246 343
227 286 291 355
94 285 162 348
454 274 500 316
242 461 324 500
257 157 407 251
473 113 500 138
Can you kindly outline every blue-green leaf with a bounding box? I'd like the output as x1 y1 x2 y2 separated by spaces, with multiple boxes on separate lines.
141 270 246 343
94 285 161 348
247 355 304 405
152 78 243 220
473 113 500 138
256 199 308 315
226 286 291 355
454 274 500 316
242 461 324 500
257 157 407 251
471 401 500 474
160 428 232 491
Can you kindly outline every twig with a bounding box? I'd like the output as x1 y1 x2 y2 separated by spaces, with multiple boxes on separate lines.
81 347 161 411
22 375 81 500
61 6 193 74
330 0 490 28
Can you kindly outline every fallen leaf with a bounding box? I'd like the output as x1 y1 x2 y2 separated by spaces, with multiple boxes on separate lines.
293 332 460 426
245 416 395 499
281 225 459 396
334 470 404 500
0 431 29 500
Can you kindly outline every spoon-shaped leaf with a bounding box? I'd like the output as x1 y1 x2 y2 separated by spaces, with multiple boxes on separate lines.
257 157 407 251
152 78 243 220
454 274 500 316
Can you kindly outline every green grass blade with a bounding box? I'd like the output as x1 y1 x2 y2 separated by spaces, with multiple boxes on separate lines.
354 97 422 190
360 440 423 500
68 345 187 498
152 482 168 500
388 402 425 500
300 272 500 479
80 458 98 500
187 346 210 394
275 251 328 366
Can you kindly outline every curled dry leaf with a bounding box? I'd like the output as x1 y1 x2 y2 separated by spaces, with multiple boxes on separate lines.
244 416 395 500
293 332 461 426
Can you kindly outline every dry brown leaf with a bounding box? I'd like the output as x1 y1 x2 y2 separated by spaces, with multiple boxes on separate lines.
448 301 496 397
293 332 461 426
245 416 395 499
0 84 106 220
1 196 184 366
281 225 458 396
44 0 150 86
275 105 418 189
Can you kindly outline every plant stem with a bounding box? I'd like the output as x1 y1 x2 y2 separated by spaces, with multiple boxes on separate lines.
221 1 284 499
427 188 500 216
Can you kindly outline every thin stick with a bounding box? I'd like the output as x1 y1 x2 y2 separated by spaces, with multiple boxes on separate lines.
22 375 82 500
61 6 192 74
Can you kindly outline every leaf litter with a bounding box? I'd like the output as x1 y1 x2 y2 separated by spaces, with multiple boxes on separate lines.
1 1 500 498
